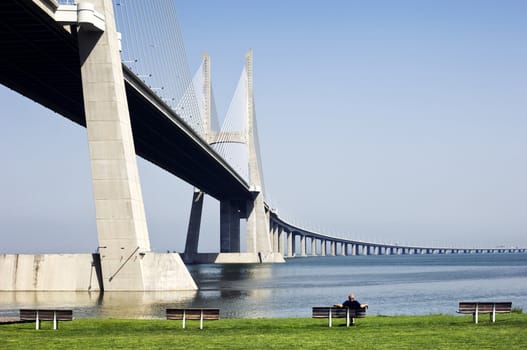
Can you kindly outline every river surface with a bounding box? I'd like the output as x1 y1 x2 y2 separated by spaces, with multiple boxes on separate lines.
1 253 526 319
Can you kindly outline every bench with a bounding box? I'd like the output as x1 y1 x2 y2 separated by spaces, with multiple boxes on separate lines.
457 302 512 324
312 306 366 327
19 309 73 330
166 308 220 329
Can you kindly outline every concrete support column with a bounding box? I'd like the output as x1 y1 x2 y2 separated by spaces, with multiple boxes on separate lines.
220 200 240 253
244 50 281 262
75 0 198 291
311 237 317 256
184 190 203 257
277 227 284 255
272 224 279 253
287 231 293 257
321 240 327 256
78 0 151 290
300 235 306 257
331 241 335 256
340 242 346 256
246 192 269 254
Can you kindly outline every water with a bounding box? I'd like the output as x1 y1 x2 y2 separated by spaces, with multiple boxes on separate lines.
1 254 526 319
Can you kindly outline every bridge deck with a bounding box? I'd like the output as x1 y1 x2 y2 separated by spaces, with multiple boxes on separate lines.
0 0 250 201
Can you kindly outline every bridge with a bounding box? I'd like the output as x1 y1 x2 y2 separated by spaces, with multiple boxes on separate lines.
269 211 524 257
0 0 524 292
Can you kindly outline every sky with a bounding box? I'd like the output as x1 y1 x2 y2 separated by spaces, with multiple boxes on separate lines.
1 0 526 254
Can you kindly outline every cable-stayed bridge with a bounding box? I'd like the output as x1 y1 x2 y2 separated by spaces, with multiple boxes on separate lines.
0 0 524 292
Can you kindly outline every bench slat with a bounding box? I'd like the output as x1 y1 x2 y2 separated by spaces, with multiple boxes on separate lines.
166 308 220 320
312 306 367 328
458 302 512 314
312 307 366 318
166 308 220 329
457 302 512 324
19 309 73 330
19 309 73 321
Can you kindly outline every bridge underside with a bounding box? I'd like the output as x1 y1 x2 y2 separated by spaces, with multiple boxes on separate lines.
0 0 250 201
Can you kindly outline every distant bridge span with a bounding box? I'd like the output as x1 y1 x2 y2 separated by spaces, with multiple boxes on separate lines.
268 210 526 257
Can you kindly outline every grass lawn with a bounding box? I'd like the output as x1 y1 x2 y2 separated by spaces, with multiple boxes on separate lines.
1 313 526 349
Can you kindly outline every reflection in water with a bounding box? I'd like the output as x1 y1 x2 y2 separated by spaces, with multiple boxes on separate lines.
0 264 273 319
0 290 197 319
187 264 274 318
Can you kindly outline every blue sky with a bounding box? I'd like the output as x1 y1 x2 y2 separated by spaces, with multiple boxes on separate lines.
1 0 526 253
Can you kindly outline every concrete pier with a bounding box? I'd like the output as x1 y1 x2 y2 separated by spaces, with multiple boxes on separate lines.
0 0 197 291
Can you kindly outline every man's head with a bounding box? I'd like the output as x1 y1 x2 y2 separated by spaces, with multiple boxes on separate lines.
348 293 355 301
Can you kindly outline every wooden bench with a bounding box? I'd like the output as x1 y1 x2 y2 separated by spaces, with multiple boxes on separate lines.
166 308 220 329
457 302 512 324
312 306 366 327
19 309 73 330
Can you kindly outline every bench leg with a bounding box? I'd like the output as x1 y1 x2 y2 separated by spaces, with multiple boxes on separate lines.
200 310 203 330
182 310 186 329
328 309 332 328
491 305 496 323
53 311 58 330
36 311 40 330
346 309 350 327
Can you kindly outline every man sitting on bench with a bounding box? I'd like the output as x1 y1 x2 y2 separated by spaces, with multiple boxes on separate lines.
335 293 368 310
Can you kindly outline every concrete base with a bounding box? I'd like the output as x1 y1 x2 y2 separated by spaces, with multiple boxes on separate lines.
183 252 285 264
140 253 197 291
0 253 197 291
0 254 102 291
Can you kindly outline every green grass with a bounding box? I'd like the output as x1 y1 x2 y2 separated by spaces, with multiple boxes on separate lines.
2 314 527 349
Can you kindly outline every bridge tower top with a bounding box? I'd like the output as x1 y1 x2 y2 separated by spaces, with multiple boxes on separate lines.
245 49 263 192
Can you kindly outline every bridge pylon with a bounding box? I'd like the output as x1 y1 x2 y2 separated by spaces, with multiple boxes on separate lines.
60 0 198 291
183 51 283 263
